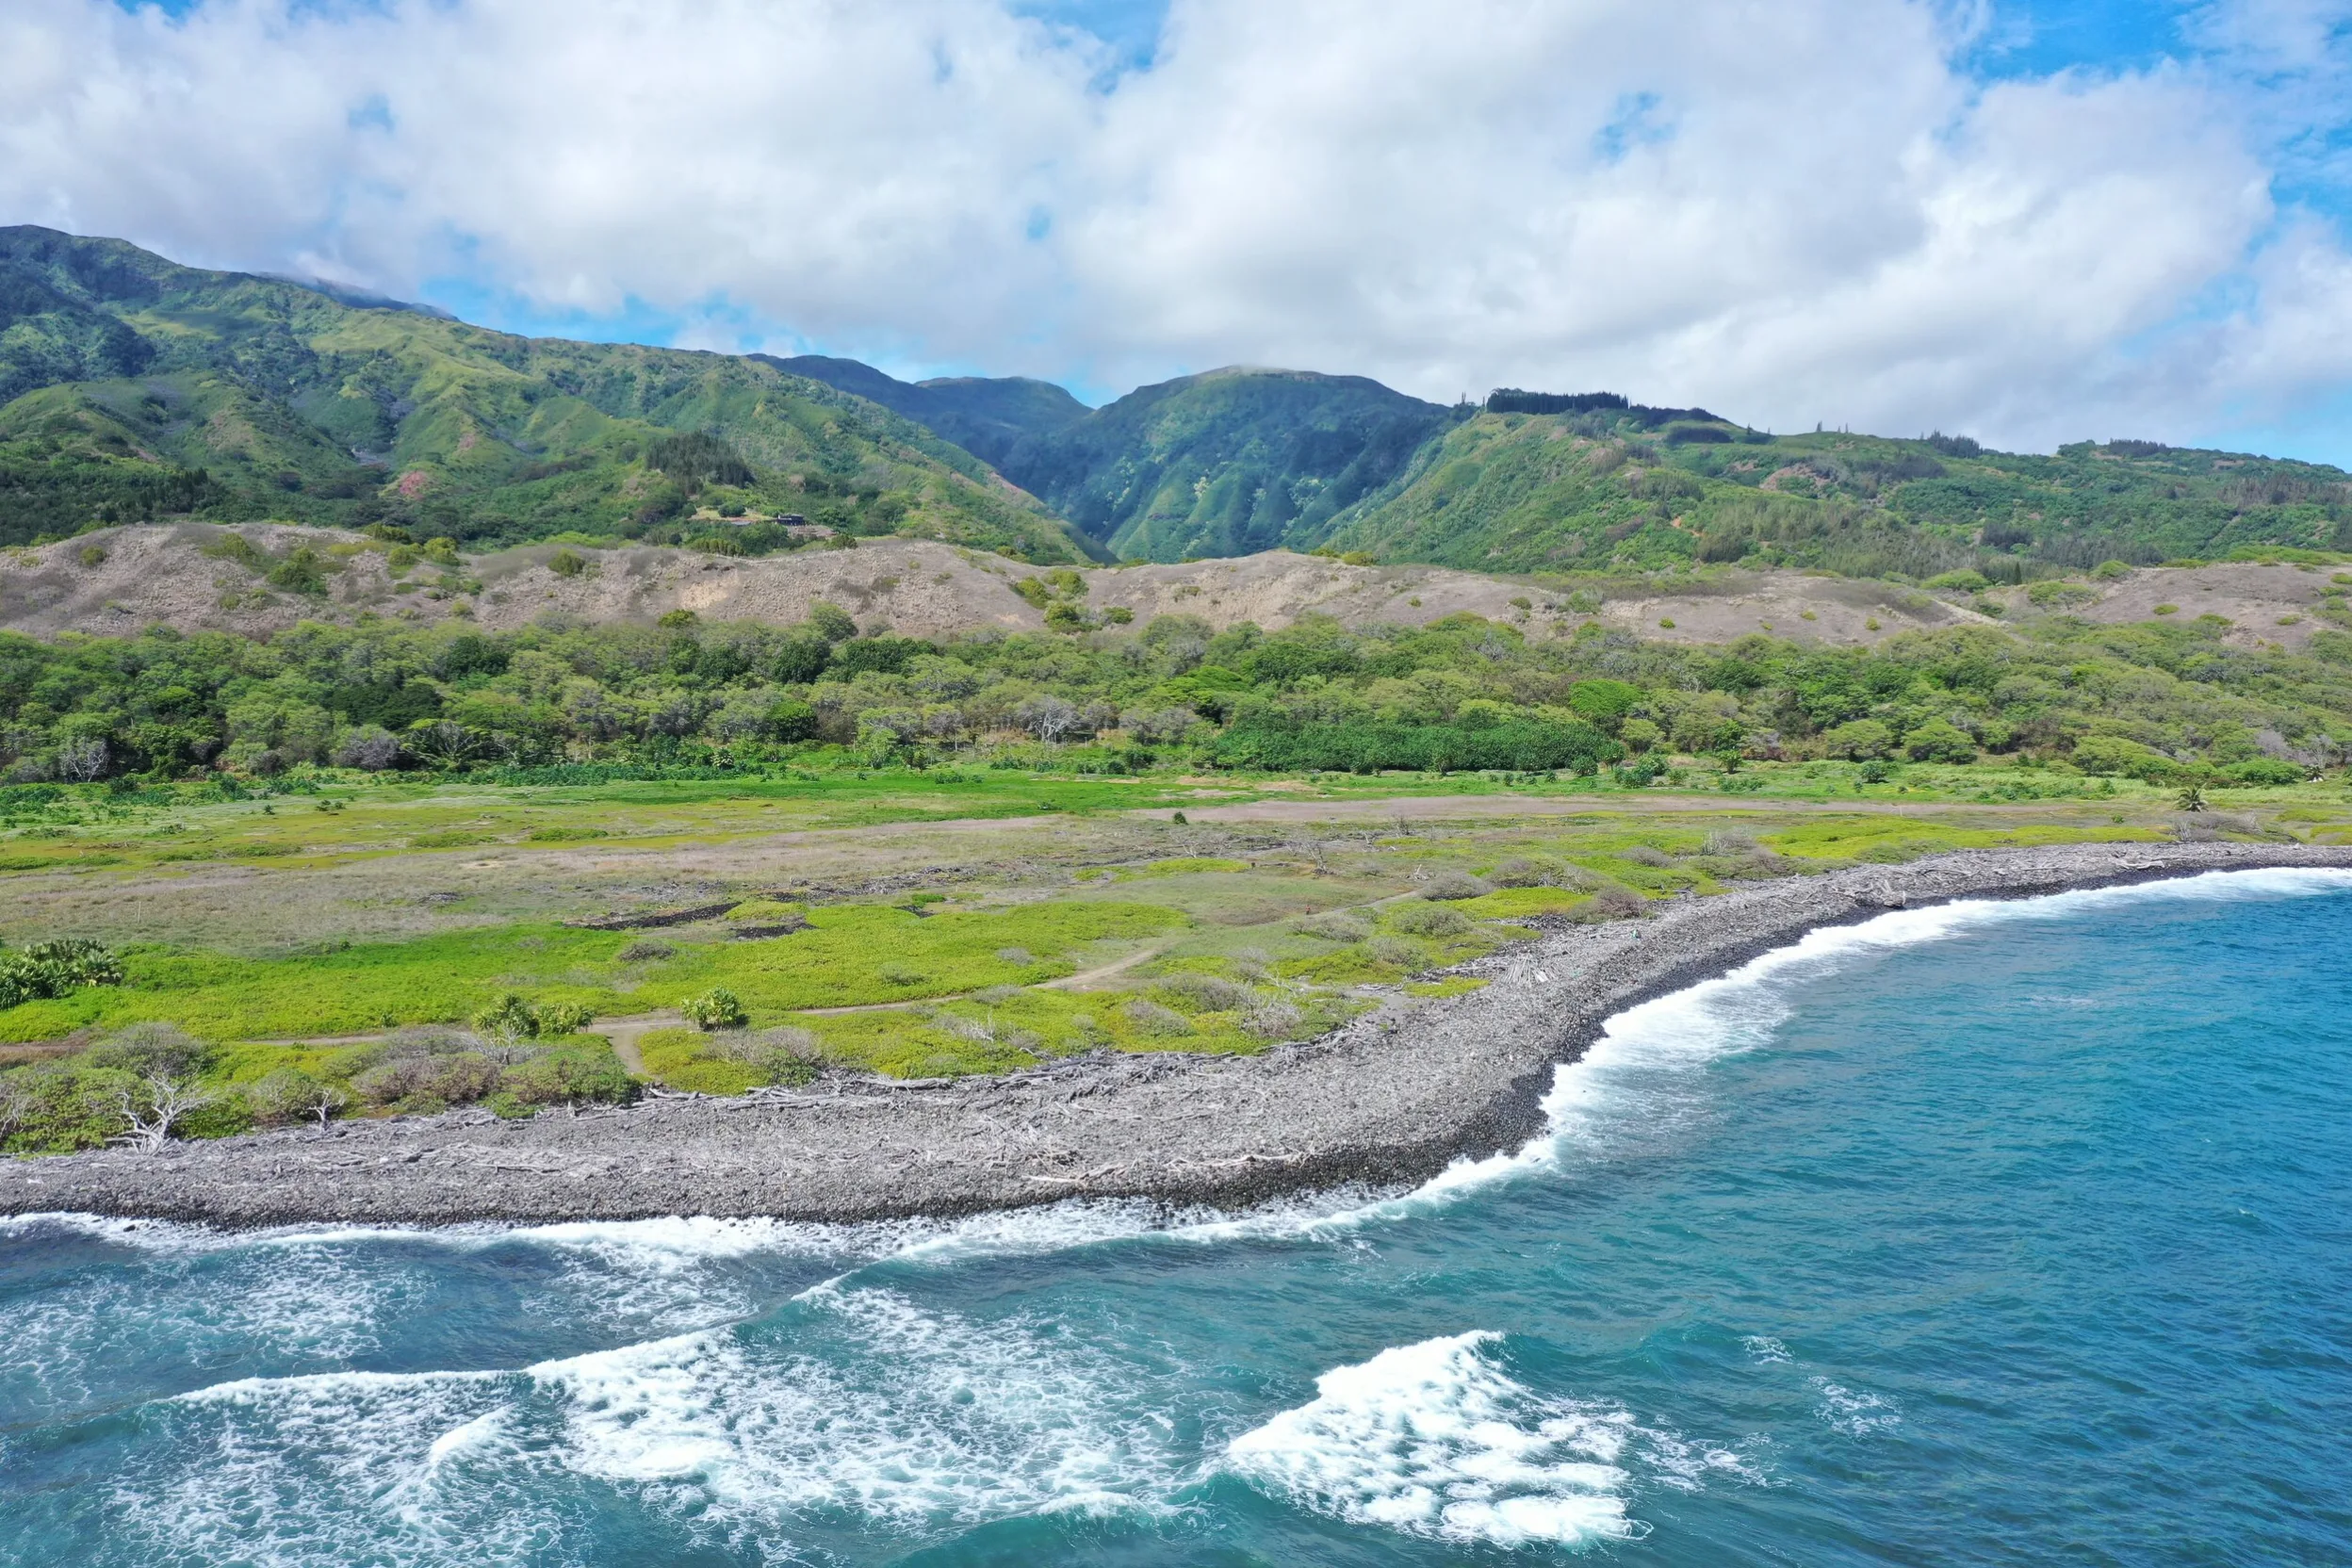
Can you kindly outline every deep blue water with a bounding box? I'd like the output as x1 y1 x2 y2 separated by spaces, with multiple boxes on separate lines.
5 869 2350 1566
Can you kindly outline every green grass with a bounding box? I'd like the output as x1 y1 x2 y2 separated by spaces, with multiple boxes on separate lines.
637 1028 768 1095
633 976 1319 1084
1117 857 1252 877
1454 886 1593 919
0 900 1186 1045
1760 820 2167 861
0 923 629 1043
633 902 1185 1020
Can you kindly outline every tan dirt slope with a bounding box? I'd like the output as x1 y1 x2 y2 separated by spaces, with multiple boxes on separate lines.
0 522 2334 647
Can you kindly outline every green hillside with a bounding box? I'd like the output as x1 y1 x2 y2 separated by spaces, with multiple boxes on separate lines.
758 353 1087 468
993 367 1457 561
8 227 2345 582
1323 397 2352 578
0 227 1088 561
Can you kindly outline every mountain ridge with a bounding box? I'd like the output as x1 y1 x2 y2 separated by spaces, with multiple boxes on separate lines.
0 225 1091 561
751 353 1087 468
3 226 2348 583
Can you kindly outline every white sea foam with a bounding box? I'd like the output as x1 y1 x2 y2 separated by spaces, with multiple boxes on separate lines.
116 1364 535 1568
1812 1377 1903 1436
101 1270 1189 1564
1226 1331 1644 1547
532 1283 1184 1527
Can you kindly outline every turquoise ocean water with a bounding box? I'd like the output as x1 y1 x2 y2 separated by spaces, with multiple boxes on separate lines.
4 868 2348 1565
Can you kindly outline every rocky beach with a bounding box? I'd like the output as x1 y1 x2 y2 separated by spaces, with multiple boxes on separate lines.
7 839 2346 1227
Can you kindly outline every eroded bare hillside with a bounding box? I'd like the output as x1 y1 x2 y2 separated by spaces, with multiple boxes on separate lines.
0 522 2336 649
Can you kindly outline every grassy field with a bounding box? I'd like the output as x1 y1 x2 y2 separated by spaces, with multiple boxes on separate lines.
2 758 2341 1145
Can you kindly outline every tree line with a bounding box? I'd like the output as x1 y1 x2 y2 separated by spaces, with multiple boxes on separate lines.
2 598 2345 786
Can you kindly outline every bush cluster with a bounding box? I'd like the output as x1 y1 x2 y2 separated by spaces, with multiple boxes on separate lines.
0 939 123 1008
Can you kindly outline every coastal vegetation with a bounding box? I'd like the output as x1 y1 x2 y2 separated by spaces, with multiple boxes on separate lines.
0 727 2334 1153
2 582 2344 787
7 225 2352 1157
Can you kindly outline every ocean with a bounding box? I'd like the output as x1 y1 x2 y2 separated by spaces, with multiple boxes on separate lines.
5 867 2348 1565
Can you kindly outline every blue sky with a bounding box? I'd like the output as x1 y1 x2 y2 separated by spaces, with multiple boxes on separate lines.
39 1 2352 463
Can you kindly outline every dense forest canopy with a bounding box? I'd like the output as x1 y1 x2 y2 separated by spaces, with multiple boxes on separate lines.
2 596 2338 789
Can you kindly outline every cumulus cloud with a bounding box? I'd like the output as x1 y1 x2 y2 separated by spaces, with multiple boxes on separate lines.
1 0 2348 457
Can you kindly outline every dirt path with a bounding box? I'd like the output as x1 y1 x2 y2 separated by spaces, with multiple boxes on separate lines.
1040 940 1177 990
585 1012 683 1073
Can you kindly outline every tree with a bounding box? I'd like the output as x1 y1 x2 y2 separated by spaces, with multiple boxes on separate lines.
56 736 108 782
807 600 858 644
1903 718 1977 763
114 1071 214 1152
405 718 482 768
1017 694 1083 744
472 992 541 1060
1822 718 1894 760
1616 717 1663 755
333 725 404 770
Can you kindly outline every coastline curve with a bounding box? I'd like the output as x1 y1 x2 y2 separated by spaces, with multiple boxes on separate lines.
6 841 2349 1227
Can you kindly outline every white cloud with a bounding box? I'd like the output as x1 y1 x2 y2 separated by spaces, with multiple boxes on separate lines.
1 0 2349 458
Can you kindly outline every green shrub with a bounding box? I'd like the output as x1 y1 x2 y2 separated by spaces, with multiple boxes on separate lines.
681 988 748 1030
1291 910 1374 942
266 546 331 596
83 1020 197 1070
248 1067 349 1127
501 1047 635 1105
535 1000 598 1036
2025 579 2097 608
472 991 539 1042
355 1052 500 1107
0 1060 139 1152
710 1025 825 1086
639 1027 768 1093
2069 735 2181 781
2221 757 2305 786
1154 972 1253 1013
1575 883 1651 922
1363 936 1427 969
1903 718 1977 763
0 939 124 1009
1388 904 1473 938
1925 569 1991 592
1122 998 1193 1037
471 991 596 1042
1212 716 1619 774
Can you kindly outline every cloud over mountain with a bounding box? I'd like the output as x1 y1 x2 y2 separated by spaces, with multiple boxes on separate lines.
4 0 2350 458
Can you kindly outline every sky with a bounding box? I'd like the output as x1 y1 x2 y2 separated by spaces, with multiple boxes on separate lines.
6 0 2352 464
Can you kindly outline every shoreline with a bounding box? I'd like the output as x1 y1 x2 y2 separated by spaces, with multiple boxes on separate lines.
6 840 2348 1228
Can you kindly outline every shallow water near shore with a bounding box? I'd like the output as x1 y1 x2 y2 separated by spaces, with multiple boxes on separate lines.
6 868 2351 1565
